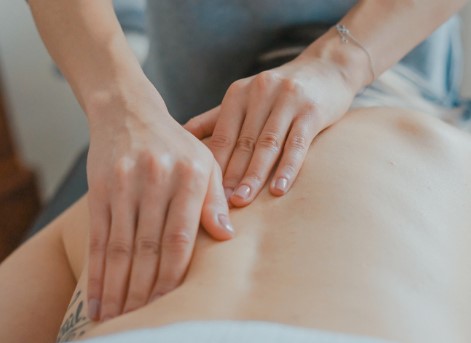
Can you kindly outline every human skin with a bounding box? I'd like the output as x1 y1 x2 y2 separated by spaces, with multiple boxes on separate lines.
26 0 469 322
1 107 470 343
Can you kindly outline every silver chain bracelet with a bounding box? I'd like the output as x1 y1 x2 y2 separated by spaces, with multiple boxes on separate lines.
335 24 376 83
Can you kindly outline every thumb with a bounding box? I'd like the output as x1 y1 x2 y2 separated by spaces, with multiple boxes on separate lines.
183 106 220 139
200 162 235 241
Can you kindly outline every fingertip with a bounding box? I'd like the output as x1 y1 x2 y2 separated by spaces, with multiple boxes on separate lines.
217 213 235 238
87 273 104 321
202 166 235 240
229 195 250 208
230 184 253 207
270 187 284 197
88 298 101 321
202 211 235 241
270 177 289 196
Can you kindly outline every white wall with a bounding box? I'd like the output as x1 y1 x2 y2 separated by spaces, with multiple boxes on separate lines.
0 0 470 201
0 0 88 200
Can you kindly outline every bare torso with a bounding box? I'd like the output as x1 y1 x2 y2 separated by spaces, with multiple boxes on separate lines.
60 108 471 343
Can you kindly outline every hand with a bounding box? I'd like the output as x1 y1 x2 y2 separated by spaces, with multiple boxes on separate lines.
85 83 234 322
184 53 356 207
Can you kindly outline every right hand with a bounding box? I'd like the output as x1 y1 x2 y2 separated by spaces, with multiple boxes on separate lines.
85 81 234 322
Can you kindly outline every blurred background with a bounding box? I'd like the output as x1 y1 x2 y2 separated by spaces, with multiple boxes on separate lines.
0 1 469 259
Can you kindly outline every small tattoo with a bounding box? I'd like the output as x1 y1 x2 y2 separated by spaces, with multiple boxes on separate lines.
57 290 91 342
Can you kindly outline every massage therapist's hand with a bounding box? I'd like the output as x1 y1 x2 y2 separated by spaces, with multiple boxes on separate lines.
184 52 358 207
86 83 234 322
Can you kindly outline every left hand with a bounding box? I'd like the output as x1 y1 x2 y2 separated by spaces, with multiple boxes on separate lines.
184 53 357 207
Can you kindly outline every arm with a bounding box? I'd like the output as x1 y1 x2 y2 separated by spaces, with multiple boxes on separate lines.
301 0 469 91
28 0 147 112
28 0 234 323
185 0 467 209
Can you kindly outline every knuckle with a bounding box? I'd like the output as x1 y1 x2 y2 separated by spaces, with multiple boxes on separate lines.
236 136 256 153
144 153 173 184
177 163 207 189
281 79 300 94
89 235 106 254
226 80 244 97
287 134 308 152
134 237 160 257
140 151 159 173
210 134 233 149
113 158 134 189
281 162 298 178
155 153 174 171
254 71 275 91
115 157 134 176
257 132 281 152
283 160 297 175
162 231 192 254
107 239 133 260
301 102 318 116
180 160 205 179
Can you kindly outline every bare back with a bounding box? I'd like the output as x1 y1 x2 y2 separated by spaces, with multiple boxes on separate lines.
58 107 471 343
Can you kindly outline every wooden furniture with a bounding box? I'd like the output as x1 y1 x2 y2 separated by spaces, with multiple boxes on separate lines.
0 69 41 262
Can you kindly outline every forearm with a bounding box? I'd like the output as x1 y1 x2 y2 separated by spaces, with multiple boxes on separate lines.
28 0 152 118
301 0 468 92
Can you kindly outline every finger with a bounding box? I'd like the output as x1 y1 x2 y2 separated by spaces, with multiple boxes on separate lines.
122 183 169 314
183 106 221 139
230 93 294 207
223 72 278 201
100 181 137 321
150 169 207 299
87 192 111 321
201 163 235 240
270 109 321 196
209 79 250 174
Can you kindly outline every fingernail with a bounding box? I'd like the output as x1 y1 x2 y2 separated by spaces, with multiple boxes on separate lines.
88 299 100 320
234 185 251 200
224 188 233 201
274 177 288 192
218 214 234 234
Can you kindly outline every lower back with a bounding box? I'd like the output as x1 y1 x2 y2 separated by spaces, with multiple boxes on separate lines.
84 108 471 343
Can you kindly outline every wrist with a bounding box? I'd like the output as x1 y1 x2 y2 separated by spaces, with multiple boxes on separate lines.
64 31 155 120
299 26 374 93
84 74 168 126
